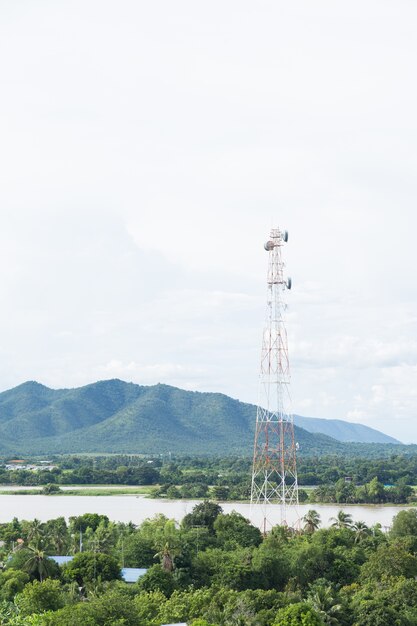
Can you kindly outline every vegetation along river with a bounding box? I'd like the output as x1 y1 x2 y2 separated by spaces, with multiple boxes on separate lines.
0 494 412 528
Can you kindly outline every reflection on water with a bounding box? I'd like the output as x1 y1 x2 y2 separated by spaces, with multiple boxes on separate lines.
0 494 413 528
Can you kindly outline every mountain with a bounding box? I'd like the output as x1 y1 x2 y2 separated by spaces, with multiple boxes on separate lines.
0 380 403 456
293 415 400 444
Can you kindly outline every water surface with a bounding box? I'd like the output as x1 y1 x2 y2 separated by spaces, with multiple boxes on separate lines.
0 494 409 529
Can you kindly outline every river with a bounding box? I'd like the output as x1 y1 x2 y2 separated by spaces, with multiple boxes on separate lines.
0 494 412 529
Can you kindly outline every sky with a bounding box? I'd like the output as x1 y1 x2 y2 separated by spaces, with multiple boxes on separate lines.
0 1 416 441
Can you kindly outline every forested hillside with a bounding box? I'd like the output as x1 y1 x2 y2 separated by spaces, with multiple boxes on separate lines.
0 380 404 456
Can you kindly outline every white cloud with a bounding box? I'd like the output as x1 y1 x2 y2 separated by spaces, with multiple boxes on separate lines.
0 0 416 440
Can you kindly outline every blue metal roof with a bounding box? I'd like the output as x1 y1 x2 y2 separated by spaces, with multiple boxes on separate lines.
48 557 147 584
121 567 148 583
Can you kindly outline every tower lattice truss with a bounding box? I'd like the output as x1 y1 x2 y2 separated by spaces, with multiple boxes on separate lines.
250 227 299 530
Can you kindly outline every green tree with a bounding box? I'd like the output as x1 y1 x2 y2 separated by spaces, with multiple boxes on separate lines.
23 543 58 582
0 570 30 602
166 485 182 498
155 542 177 572
25 519 44 543
214 512 262 548
306 580 343 625
353 598 408 626
41 484 62 495
15 579 65 616
302 510 321 534
367 477 386 504
182 501 223 533
63 551 121 585
273 602 325 625
69 514 109 533
361 542 417 581
389 479 413 504
44 517 69 555
91 520 118 553
39 589 140 625
137 563 176 597
352 521 370 544
329 511 352 529
121 533 155 567
391 509 417 538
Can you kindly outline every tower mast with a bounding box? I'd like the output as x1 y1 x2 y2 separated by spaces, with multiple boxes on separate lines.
250 227 299 532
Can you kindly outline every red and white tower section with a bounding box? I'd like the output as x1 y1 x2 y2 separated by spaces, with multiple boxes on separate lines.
250 227 299 532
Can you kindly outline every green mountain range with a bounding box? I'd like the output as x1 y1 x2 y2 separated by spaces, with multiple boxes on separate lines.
0 379 402 456
293 415 399 444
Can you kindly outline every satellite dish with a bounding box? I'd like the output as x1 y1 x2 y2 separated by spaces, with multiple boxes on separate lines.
283 230 289 242
264 241 275 251
286 277 292 290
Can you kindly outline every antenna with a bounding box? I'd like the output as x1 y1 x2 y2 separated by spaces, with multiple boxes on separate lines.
250 227 299 533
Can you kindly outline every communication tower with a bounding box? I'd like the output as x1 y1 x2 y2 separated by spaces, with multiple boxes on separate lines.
250 227 299 532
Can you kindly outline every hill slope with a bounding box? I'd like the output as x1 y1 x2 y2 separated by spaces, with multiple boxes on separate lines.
0 380 401 455
293 415 399 444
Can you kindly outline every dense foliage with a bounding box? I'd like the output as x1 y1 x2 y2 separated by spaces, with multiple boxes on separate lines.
0 379 409 455
2 454 417 504
0 504 417 624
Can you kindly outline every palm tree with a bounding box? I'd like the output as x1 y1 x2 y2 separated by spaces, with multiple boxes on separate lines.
329 510 353 529
23 542 53 582
26 519 44 543
155 542 175 572
352 520 370 543
302 510 321 534
307 582 342 625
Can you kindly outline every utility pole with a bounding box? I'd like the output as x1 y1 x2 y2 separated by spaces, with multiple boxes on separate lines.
250 227 299 533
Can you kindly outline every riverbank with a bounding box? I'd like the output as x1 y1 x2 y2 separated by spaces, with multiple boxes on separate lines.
0 483 416 507
0 484 153 496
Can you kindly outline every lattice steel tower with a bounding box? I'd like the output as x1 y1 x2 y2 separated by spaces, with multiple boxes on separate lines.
250 227 299 532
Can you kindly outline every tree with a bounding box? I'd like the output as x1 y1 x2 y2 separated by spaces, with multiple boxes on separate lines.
41 484 61 495
44 517 69 555
329 511 352 529
353 521 370 544
121 533 155 567
62 551 121 585
23 543 58 582
391 509 417 538
291 532 360 588
353 598 408 626
361 542 417 581
69 514 109 533
91 520 118 553
306 581 343 625
137 563 176 597
25 519 44 543
15 579 64 616
37 589 140 625
273 602 325 625
166 485 182 499
155 542 176 572
139 515 181 555
192 547 256 591
302 510 321 534
389 479 413 504
0 570 30 602
214 512 262 548
182 501 223 533
210 485 229 500
367 477 386 504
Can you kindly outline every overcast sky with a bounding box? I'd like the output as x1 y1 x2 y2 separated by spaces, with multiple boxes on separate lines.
0 1 416 441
